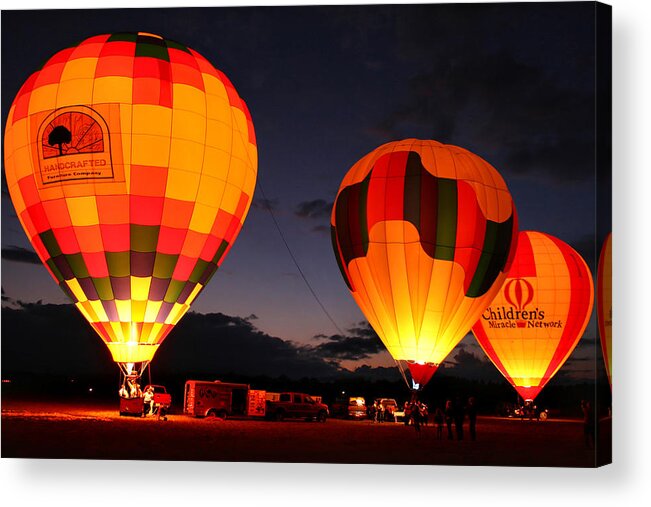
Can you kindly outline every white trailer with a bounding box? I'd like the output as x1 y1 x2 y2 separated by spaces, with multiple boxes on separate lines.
184 380 266 418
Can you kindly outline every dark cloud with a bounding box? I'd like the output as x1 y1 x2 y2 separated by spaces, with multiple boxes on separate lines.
1 302 601 385
251 197 280 212
294 199 332 220
553 359 599 383
350 364 402 382
309 322 384 362
1 303 346 379
373 53 594 184
156 311 346 379
366 4 596 184
438 343 503 382
2 302 113 376
311 225 330 235
2 245 40 265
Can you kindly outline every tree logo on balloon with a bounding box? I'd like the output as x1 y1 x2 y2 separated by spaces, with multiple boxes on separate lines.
42 112 104 158
36 105 115 186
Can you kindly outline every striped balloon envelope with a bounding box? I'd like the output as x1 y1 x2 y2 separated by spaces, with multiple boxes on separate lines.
331 139 518 390
3 33 257 375
472 231 594 401
598 233 612 389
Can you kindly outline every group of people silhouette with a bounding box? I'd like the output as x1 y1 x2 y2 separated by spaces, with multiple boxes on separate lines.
369 396 479 441
440 396 478 441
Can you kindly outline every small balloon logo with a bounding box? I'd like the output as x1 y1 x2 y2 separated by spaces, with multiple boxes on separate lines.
503 278 534 327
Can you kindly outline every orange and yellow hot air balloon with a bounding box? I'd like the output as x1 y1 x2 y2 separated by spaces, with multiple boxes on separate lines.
4 33 257 379
472 231 594 401
331 139 518 390
598 233 612 389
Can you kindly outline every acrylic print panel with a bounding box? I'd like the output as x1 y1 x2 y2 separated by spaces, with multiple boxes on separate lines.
1 2 611 468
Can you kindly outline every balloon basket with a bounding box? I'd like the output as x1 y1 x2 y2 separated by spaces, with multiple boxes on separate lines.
119 396 146 417
117 361 150 410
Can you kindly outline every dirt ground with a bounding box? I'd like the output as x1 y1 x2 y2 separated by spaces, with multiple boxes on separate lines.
1 399 610 466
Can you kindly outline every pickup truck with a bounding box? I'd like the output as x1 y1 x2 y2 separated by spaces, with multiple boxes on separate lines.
266 392 329 422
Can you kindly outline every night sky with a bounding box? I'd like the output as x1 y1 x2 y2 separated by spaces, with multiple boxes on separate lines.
1 3 607 380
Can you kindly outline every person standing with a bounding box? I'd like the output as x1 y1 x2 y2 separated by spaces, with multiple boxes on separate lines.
420 403 429 426
467 397 478 441
128 378 142 399
445 400 454 440
434 407 444 440
453 396 465 441
412 401 421 434
370 400 378 423
143 386 155 416
386 403 396 423
581 400 595 448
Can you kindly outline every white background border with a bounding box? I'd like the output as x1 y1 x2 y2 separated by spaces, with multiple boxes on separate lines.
1 0 649 504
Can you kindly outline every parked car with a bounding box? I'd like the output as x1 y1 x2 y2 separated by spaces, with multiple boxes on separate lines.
266 392 329 422
347 397 368 419
330 396 367 419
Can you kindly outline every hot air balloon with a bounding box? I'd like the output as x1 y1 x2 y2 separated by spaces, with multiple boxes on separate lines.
472 231 594 402
598 233 612 389
331 139 518 391
4 33 257 383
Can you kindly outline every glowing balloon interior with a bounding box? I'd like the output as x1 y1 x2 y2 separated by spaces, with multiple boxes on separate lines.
4 33 258 374
598 233 612 389
472 231 594 401
331 139 518 390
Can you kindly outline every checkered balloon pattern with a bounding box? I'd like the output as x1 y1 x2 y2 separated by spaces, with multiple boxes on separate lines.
4 32 258 364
